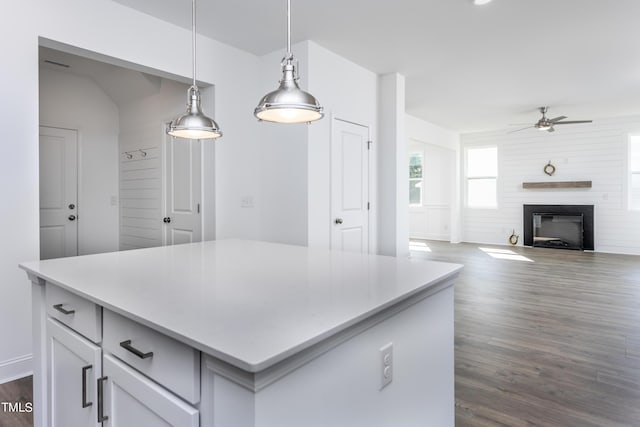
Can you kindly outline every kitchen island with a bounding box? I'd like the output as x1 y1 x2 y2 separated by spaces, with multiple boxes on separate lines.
21 239 462 427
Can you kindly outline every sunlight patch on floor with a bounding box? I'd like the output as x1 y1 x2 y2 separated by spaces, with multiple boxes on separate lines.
409 241 432 252
479 247 534 262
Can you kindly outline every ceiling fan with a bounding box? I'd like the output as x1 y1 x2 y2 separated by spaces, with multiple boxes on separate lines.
509 106 593 133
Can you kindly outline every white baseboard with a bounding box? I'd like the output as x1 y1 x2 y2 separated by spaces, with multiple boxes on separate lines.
0 354 33 384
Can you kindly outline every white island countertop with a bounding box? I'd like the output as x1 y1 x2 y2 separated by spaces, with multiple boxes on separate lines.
20 239 462 372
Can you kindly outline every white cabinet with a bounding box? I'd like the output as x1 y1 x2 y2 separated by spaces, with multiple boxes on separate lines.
101 354 199 427
44 284 199 427
46 318 101 427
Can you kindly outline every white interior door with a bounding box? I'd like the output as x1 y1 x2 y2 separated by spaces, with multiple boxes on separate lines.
164 135 202 245
40 126 78 260
331 119 370 253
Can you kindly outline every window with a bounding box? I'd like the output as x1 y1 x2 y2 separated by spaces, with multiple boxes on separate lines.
630 136 640 210
466 146 497 208
409 152 423 206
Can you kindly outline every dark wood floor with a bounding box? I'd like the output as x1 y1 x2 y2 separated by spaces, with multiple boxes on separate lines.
3 242 639 426
0 375 33 427
411 240 640 427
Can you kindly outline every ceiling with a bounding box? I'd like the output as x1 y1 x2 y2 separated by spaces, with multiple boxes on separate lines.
40 46 169 106
109 0 640 132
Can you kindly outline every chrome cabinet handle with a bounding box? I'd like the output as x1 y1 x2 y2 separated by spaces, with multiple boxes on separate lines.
163 217 171 223
120 340 154 359
335 218 343 224
81 365 92 408
53 304 75 315
97 376 108 422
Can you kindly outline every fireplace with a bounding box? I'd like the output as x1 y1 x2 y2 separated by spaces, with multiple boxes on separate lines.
523 205 594 250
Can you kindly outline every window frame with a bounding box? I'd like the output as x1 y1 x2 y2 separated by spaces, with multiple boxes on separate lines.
408 151 424 207
465 145 498 209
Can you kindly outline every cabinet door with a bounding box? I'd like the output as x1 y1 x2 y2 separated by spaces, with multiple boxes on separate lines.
101 354 199 427
47 318 101 427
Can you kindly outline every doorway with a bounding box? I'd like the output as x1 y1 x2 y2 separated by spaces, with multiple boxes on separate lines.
39 126 78 260
39 44 210 257
330 118 370 253
163 132 202 245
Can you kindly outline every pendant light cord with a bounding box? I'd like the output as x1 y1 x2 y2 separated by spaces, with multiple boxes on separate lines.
192 0 197 88
286 0 291 57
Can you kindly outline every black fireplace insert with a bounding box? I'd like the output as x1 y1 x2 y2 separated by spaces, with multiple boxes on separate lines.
523 204 594 250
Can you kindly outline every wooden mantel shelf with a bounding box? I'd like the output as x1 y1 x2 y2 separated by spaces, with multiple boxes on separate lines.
522 181 592 189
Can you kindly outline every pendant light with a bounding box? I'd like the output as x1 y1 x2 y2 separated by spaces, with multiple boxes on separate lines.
167 0 222 139
254 0 323 124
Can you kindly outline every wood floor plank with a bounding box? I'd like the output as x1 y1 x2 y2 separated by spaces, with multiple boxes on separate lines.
0 376 33 427
412 240 640 427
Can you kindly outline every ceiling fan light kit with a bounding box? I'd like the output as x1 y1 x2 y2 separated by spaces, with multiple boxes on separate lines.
473 0 493 5
509 106 592 134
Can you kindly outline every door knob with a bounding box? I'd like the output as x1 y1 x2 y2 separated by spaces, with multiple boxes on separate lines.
335 218 343 224
68 203 75 210
68 215 76 221
163 217 171 223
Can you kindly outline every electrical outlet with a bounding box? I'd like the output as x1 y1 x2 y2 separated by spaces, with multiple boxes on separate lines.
240 196 254 208
380 343 393 389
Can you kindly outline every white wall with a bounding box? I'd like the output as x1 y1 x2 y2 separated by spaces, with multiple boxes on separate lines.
0 0 38 382
378 73 408 257
39 68 120 256
251 44 310 246
0 0 261 382
461 116 640 255
406 114 460 243
307 41 379 251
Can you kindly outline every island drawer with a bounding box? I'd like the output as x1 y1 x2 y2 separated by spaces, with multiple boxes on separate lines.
46 283 102 343
102 308 200 404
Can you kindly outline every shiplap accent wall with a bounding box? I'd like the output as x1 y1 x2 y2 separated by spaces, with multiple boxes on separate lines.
461 116 640 255
119 126 162 250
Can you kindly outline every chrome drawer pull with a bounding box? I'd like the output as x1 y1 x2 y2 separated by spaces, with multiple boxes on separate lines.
53 303 75 315
97 376 108 422
119 339 154 359
81 365 92 408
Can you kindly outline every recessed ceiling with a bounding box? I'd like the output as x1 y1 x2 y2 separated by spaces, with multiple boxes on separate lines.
112 0 640 132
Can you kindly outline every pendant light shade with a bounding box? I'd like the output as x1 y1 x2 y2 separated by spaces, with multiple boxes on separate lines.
168 86 222 139
254 0 323 124
168 0 222 139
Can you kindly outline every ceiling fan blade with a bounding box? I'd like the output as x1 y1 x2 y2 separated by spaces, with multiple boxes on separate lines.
553 120 593 125
547 126 555 133
549 116 567 123
507 125 534 134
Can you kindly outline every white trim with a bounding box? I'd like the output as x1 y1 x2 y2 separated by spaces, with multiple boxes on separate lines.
0 354 32 384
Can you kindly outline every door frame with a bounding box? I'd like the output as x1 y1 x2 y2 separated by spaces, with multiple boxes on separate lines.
330 116 372 253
